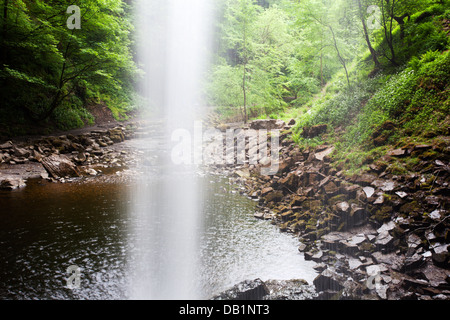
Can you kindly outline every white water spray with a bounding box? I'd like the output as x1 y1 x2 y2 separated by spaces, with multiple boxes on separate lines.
129 0 214 300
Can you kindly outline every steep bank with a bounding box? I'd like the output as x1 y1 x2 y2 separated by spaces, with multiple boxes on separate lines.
208 119 449 300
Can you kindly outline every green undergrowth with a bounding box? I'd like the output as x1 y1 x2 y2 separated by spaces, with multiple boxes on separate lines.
291 48 449 175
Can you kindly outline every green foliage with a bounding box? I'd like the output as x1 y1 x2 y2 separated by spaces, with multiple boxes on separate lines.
0 0 139 134
340 49 449 161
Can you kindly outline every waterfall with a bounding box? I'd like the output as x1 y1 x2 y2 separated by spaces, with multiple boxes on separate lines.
129 0 214 300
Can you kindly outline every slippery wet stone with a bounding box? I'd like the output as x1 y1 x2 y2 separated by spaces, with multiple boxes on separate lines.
212 278 270 300
0 177 26 190
313 269 344 292
314 147 334 161
388 148 406 157
363 186 375 198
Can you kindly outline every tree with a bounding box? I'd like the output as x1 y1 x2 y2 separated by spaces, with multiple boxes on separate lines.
0 0 138 128
357 0 381 70
223 0 260 123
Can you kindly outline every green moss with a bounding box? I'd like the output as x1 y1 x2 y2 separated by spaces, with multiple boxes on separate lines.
372 206 394 224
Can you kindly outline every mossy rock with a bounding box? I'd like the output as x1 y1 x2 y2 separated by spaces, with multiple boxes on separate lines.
372 206 394 224
359 242 375 252
328 194 348 206
419 150 439 160
399 201 421 215
279 222 290 232
301 200 323 212
264 190 284 203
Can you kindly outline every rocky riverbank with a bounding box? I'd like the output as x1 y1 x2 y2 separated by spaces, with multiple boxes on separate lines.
207 119 450 300
2 117 449 300
0 120 160 189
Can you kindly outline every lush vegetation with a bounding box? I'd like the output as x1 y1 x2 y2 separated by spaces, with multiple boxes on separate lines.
206 0 449 172
0 0 139 136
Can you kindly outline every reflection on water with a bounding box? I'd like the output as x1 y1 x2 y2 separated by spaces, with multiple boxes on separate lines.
0 179 130 299
199 175 318 299
0 172 316 300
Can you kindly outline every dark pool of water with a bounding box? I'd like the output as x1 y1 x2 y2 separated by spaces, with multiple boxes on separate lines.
0 164 316 300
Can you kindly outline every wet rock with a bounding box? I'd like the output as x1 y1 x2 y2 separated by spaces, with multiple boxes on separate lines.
432 251 450 269
407 233 422 255
249 119 286 130
108 128 125 143
388 148 407 157
0 141 13 149
313 268 345 292
0 177 26 190
264 190 284 203
363 186 375 198
348 258 363 270
354 174 377 186
302 124 328 139
41 154 80 179
429 209 443 221
348 205 367 227
278 172 299 191
212 278 270 300
263 279 316 300
396 191 408 199
335 201 350 213
377 221 396 234
403 253 426 272
315 147 334 161
375 230 395 252
261 187 273 196
13 146 31 158
323 180 339 195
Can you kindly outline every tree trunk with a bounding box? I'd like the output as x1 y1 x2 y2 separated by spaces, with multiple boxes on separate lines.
358 0 381 69
1 0 8 66
381 0 398 66
242 65 247 124
242 11 248 124
328 25 351 90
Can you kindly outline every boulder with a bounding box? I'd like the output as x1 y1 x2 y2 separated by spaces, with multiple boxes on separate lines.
363 186 375 198
41 154 80 179
0 141 13 149
314 147 334 161
403 253 426 272
278 172 299 191
302 124 328 139
212 278 269 300
388 148 407 157
249 119 286 130
323 180 339 195
313 269 345 292
0 177 26 190
264 190 284 203
375 230 395 251
108 128 125 143
261 187 273 196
